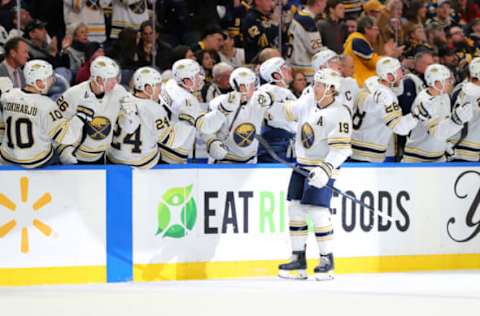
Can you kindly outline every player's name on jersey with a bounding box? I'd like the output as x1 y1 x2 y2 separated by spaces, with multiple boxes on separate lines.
3 102 38 116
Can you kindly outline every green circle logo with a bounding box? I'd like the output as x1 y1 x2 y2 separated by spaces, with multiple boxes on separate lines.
155 185 197 238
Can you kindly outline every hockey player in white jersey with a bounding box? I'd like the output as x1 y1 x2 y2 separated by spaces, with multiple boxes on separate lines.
257 57 297 162
0 60 85 168
160 59 225 163
205 67 273 163
287 0 324 80
350 57 420 162
56 56 129 164
303 49 359 112
107 67 193 168
403 64 473 162
449 58 480 162
270 68 352 280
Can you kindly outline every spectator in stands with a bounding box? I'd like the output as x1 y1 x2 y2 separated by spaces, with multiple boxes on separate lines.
426 0 457 29
403 24 430 58
8 5 32 38
111 0 149 39
456 0 480 25
439 46 463 83
404 0 428 27
219 31 245 68
341 0 363 19
469 18 480 48
343 16 357 35
202 62 233 102
362 0 384 22
65 23 89 73
0 37 28 88
191 25 224 53
289 69 307 97
108 28 138 70
196 49 220 85
318 0 347 54
241 0 280 63
75 41 104 84
136 20 172 70
425 22 448 55
406 50 434 93
63 0 107 43
219 0 250 46
446 26 475 64
343 16 402 86
377 0 405 48
23 19 70 69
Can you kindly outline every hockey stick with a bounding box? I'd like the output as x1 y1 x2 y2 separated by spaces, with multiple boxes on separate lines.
255 134 395 222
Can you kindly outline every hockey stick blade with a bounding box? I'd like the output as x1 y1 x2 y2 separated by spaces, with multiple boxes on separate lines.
255 134 395 222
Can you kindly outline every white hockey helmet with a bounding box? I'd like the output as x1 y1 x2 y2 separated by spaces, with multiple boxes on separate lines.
132 67 162 92
312 49 338 71
229 67 257 91
376 57 402 84
259 57 286 83
23 59 54 93
314 68 342 92
425 64 451 89
90 56 120 81
172 59 202 84
469 57 480 80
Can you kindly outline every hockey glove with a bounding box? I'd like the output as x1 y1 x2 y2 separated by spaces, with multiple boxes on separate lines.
451 102 473 125
75 106 95 124
308 162 333 189
59 146 78 165
208 139 228 160
411 104 431 122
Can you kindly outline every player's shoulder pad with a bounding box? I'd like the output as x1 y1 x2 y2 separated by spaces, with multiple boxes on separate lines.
293 12 317 32
375 86 396 105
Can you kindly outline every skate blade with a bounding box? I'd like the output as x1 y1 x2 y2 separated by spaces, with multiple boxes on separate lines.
278 269 308 280
314 271 334 281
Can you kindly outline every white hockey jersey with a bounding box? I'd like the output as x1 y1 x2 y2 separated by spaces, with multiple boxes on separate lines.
63 0 110 43
271 93 352 169
451 82 480 161
207 90 273 163
351 85 418 162
0 89 82 168
287 9 322 80
59 81 129 162
161 79 225 163
403 89 463 162
111 0 149 39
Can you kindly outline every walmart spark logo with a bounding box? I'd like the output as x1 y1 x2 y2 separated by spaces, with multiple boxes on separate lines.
0 177 53 253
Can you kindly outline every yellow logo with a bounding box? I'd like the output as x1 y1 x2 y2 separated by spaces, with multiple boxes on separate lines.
0 177 53 254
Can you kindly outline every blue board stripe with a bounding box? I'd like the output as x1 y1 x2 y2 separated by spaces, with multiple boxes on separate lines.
106 165 132 282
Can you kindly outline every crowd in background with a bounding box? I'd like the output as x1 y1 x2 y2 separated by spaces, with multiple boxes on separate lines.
0 0 479 164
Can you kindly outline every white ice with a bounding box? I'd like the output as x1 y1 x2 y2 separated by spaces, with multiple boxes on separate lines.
1 271 480 316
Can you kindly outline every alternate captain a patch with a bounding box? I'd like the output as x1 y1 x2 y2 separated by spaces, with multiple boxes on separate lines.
86 116 112 140
233 123 256 147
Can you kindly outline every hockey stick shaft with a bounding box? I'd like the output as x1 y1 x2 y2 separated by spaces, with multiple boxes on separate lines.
255 134 395 222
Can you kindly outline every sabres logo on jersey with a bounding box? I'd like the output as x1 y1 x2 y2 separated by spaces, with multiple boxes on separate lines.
233 123 256 147
301 123 315 149
86 116 112 140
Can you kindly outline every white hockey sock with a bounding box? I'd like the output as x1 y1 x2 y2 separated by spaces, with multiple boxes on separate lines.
288 200 308 252
310 206 334 254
